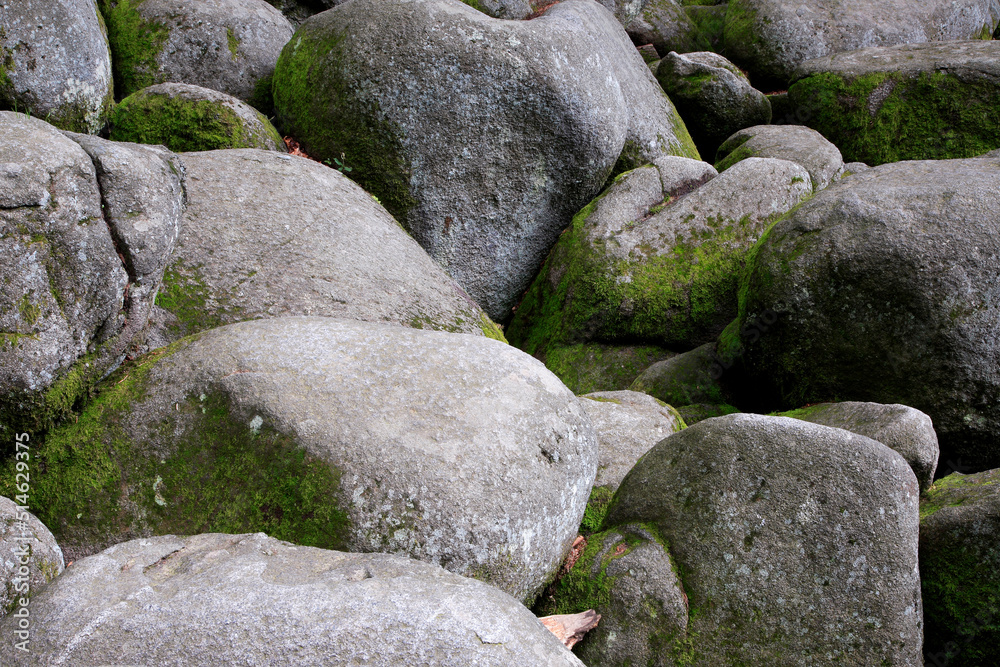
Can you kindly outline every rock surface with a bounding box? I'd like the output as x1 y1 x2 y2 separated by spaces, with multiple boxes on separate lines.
109 83 286 152
626 0 716 56
24 317 596 604
156 149 502 341
100 0 294 106
656 51 771 158
0 0 114 133
778 401 939 491
0 532 585 665
715 124 845 190
604 413 923 665
273 0 698 321
787 41 1000 164
731 157 1000 472
630 342 729 407
920 470 1000 667
0 495 64 615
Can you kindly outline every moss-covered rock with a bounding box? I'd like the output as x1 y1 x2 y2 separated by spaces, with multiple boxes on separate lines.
109 83 286 153
920 470 1000 666
787 41 1000 165
630 342 730 406
539 343 675 394
675 402 739 426
715 124 844 190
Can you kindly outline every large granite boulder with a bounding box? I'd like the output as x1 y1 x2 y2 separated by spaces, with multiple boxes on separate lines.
13 317 596 603
715 124 845 191
109 82 286 152
724 0 1000 87
0 532 585 665
787 41 1000 165
0 0 114 133
603 413 922 665
729 158 1000 472
273 0 699 321
0 495 64 616
507 156 810 386
155 149 503 342
920 470 1000 667
99 0 294 107
626 0 719 56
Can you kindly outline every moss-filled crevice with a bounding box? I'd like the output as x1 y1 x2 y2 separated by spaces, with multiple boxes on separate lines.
98 0 170 101
153 263 240 339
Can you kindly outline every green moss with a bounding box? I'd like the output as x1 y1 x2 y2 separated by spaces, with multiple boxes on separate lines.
110 90 278 152
248 72 275 116
478 313 508 343
920 471 999 521
153 263 238 338
535 529 637 616
226 27 240 61
272 25 419 228
684 5 727 52
17 294 40 325
675 402 739 426
98 0 170 100
787 70 1000 165
0 342 351 555
459 0 483 10
0 28 16 99
580 485 615 534
543 343 675 395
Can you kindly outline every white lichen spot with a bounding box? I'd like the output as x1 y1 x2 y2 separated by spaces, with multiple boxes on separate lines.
153 476 167 507
507 36 521 48
249 415 263 434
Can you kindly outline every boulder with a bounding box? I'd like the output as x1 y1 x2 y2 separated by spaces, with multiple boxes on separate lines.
604 413 922 665
538 524 688 666
715 124 844 190
0 112 129 440
0 532 585 665
656 51 771 158
99 0 294 107
0 0 113 133
979 148 1000 159
507 156 810 384
0 495 64 615
730 158 1000 472
155 149 503 341
265 0 342 26
579 390 685 494
273 0 699 321
109 83 286 153
535 343 676 395
723 0 1000 87
674 402 739 426
596 0 647 26
630 342 729 406
920 470 1000 667
777 401 939 491
625 0 713 56
787 41 1000 165
15 317 597 604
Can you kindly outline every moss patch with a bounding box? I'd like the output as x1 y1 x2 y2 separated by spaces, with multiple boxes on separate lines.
920 470 999 521
153 263 241 339
98 0 170 100
787 70 1000 165
580 485 615 534
0 342 351 558
542 343 675 394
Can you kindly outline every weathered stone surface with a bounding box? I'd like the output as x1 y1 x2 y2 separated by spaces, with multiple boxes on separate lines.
625 0 710 56
778 401 939 491
507 157 810 383
920 470 1000 667
0 495 64 615
109 83 286 152
787 41 1000 164
716 124 844 190
724 0 1000 86
155 149 502 342
630 342 729 407
0 532 585 665
604 413 922 665
535 343 676 396
730 158 1000 472
980 148 1000 159
0 112 128 438
19 317 596 604
99 0 294 106
656 51 771 158
540 524 688 667
675 402 739 426
273 0 698 321
596 0 646 26
579 390 684 493
0 0 114 133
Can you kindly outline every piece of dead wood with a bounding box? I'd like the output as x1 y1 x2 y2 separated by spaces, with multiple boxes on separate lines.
539 610 601 649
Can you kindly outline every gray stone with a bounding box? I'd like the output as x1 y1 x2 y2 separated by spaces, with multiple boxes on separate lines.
778 401 939 491
0 496 64 616
0 112 128 435
32 317 596 604
625 0 708 56
715 124 845 191
0 0 113 133
630 342 729 407
506 157 811 372
579 390 684 493
731 158 1000 472
64 132 184 358
273 0 699 321
476 0 533 19
920 470 1000 666
842 161 870 176
979 148 1000 159
596 0 647 26
605 413 922 665
109 83 286 152
156 149 503 342
656 51 771 158
103 0 294 103
0 532 585 665
674 402 740 426
724 0 1000 86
